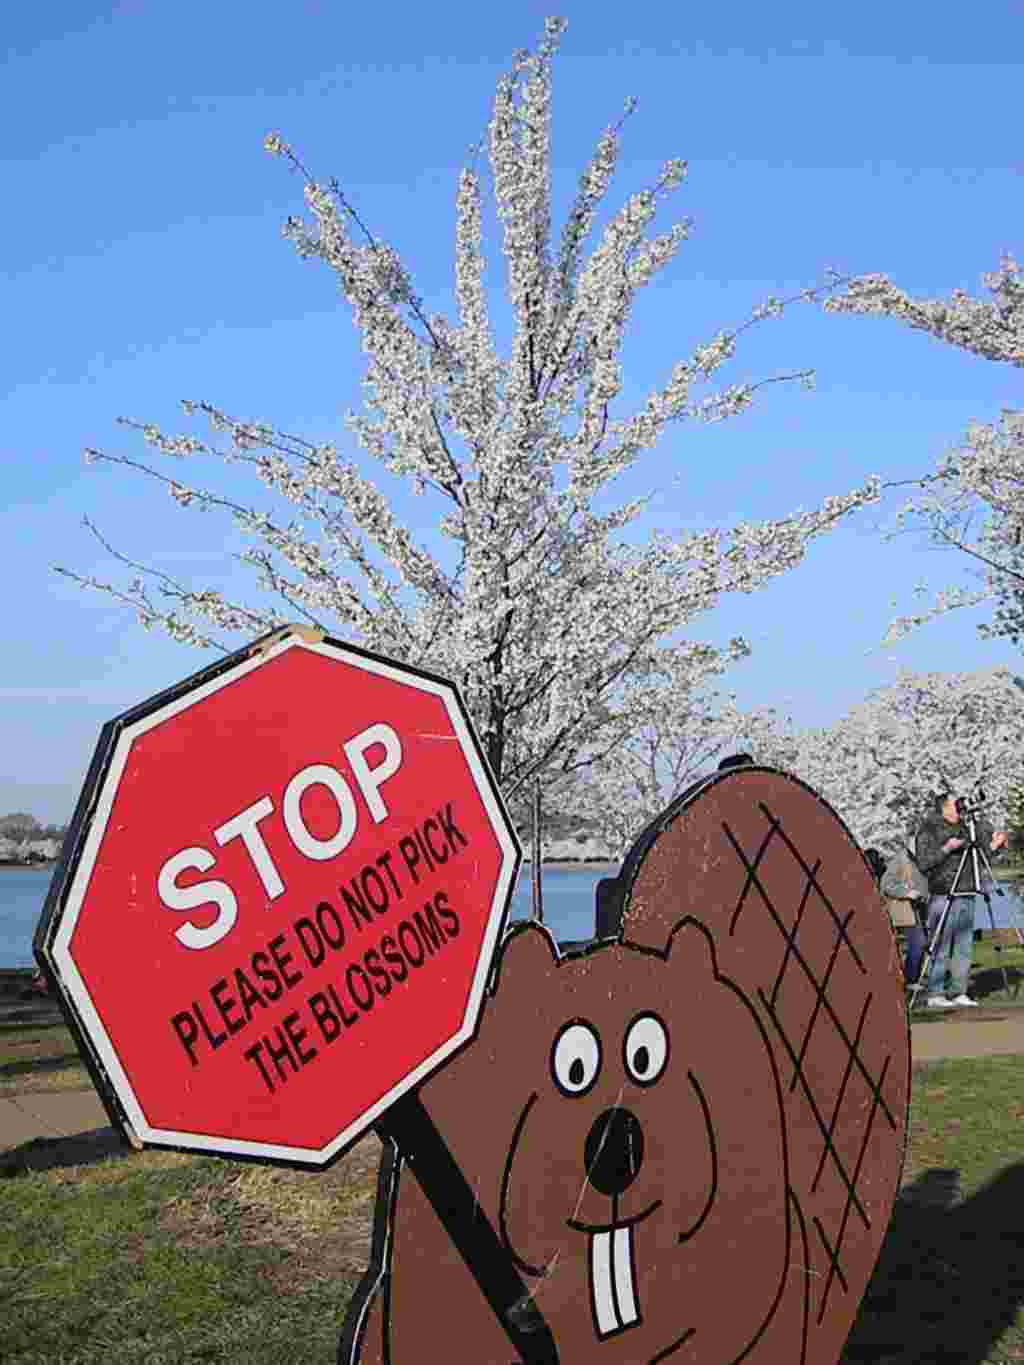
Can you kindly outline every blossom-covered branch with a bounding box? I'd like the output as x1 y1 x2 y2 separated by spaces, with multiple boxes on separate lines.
825 254 1023 646
824 253 1023 367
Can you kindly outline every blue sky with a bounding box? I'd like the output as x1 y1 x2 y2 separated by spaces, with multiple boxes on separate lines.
4 2 1022 826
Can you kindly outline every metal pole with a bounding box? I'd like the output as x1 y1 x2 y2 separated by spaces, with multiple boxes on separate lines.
531 778 544 924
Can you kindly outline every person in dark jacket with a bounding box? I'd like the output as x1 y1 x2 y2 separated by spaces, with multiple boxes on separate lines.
864 848 887 884
913 792 1008 1008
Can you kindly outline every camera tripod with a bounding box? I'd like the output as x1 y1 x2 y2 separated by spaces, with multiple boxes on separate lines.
907 811 1021 1010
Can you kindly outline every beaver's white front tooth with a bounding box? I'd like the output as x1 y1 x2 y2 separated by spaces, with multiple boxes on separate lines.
590 1231 617 1336
613 1224 638 1326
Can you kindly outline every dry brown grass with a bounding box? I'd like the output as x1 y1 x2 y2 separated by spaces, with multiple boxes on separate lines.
156 1134 383 1290
40 1147 198 1187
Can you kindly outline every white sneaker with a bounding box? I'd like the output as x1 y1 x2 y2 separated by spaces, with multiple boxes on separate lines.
949 994 978 1008
926 996 956 1009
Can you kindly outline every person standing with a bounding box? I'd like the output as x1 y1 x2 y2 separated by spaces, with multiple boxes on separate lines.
864 848 887 884
914 793 1008 1008
868 846 927 974
901 899 929 990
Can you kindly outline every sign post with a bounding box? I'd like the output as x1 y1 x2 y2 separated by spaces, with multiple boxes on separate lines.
35 626 556 1362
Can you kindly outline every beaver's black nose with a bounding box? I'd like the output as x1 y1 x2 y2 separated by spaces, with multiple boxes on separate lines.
583 1107 644 1197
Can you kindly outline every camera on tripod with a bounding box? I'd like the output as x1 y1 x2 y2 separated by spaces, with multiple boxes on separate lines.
954 787 987 821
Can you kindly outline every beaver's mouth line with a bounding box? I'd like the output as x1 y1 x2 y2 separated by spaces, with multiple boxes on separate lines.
565 1197 661 1235
567 1199 660 1339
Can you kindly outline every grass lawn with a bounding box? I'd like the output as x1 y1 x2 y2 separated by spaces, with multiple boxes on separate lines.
843 1055 1024 1365
5 972 1024 1362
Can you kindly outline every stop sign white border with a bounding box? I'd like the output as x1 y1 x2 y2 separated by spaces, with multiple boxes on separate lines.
44 634 522 1166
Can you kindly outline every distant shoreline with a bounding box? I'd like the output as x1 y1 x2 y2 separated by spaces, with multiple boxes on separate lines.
524 859 618 872
0 861 56 872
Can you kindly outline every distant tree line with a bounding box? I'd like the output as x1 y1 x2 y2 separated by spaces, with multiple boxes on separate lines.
0 813 68 842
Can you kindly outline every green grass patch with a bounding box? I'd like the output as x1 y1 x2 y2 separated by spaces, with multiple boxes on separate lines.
975 936 1024 974
902 1056 1024 1192
1 1138 379 1364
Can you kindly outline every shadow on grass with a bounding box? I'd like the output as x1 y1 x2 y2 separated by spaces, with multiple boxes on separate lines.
843 1163 1024 1364
972 962 1024 1002
0 1125 131 1177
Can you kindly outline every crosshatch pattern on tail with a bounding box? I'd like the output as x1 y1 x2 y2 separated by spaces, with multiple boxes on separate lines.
622 768 911 1365
728 800 902 1326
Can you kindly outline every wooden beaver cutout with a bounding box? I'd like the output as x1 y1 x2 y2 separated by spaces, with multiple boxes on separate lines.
341 765 911 1364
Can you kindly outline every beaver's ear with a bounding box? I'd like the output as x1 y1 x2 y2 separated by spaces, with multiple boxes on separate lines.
664 915 722 980
490 921 559 999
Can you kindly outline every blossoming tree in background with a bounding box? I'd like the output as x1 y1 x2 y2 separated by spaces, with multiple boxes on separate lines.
57 17 879 804
754 666 1024 856
544 645 786 857
824 255 1023 647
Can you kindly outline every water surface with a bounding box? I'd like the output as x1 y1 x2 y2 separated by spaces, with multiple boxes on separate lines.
0 863 613 968
6 862 1022 970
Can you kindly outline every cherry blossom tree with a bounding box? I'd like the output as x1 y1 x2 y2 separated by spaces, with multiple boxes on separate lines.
754 666 1024 856
824 255 1023 647
57 17 879 800
539 647 787 857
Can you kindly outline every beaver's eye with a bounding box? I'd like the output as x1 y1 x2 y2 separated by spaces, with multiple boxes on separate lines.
551 1020 601 1097
623 1013 669 1086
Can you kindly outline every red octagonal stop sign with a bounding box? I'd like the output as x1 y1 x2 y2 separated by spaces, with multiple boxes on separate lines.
35 629 522 1167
